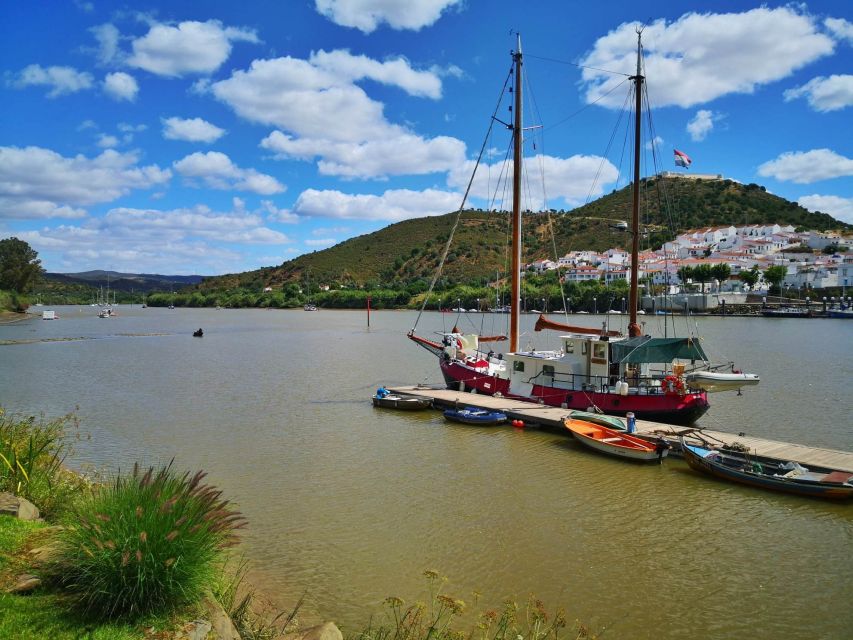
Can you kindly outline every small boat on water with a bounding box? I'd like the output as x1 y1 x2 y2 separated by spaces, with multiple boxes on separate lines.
565 418 669 462
193 328 204 337
681 439 853 500
443 407 507 426
372 389 431 410
761 307 811 318
828 308 853 319
566 410 626 431
684 370 760 393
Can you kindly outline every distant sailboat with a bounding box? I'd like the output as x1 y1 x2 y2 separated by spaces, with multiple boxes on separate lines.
304 270 318 311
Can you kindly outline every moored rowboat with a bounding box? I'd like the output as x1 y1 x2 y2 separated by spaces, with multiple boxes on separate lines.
681 439 853 499
566 410 626 431
444 407 507 426
564 418 669 462
372 394 432 410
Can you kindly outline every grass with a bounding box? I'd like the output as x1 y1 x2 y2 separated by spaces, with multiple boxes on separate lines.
57 461 246 619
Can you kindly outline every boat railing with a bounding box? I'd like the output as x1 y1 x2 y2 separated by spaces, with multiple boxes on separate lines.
526 369 701 395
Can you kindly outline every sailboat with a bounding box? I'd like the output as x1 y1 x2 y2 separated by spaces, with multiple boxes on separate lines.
407 33 757 425
303 270 318 311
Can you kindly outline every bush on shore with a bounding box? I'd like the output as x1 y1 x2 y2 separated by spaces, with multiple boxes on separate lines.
57 462 246 619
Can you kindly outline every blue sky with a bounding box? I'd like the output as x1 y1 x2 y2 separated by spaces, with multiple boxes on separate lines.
1 0 851 275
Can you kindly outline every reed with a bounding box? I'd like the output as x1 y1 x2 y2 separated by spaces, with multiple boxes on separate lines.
57 461 246 619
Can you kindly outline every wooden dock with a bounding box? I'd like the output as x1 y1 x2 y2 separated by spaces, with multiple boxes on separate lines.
389 385 853 473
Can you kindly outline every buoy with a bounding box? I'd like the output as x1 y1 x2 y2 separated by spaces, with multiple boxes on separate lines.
512 419 525 428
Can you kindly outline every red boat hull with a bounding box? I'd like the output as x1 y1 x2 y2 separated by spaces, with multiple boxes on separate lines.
440 359 708 426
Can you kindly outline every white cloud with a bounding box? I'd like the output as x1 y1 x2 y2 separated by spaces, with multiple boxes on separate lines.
12 64 94 97
784 75 853 112
825 17 853 45
448 154 619 209
173 151 285 195
214 53 461 178
0 146 171 220
90 23 122 65
309 49 443 98
128 20 259 77
18 203 290 274
757 149 853 184
293 188 462 221
314 0 461 33
305 238 336 247
313 225 351 235
580 7 834 108
97 134 119 148
686 110 719 141
645 135 664 151
798 194 853 224
162 116 226 143
261 130 464 179
260 200 300 224
103 71 139 101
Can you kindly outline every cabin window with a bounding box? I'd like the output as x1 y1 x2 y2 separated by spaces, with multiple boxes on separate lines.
542 365 555 380
593 343 606 360
581 342 588 355
565 341 574 354
513 361 525 372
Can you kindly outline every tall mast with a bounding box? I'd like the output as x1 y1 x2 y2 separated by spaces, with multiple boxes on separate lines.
628 29 643 338
510 33 523 352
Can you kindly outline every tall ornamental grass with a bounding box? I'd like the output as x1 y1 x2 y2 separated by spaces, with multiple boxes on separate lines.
58 462 246 619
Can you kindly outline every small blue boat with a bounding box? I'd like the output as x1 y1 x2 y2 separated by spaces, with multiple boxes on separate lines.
443 406 507 426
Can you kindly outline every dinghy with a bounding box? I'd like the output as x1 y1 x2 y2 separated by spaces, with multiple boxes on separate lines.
443 407 507 426
684 371 759 392
565 418 668 462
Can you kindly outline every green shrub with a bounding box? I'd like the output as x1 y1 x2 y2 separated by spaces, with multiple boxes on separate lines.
58 462 246 619
0 408 82 517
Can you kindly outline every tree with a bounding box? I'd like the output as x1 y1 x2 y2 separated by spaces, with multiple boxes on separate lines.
710 263 731 290
739 265 760 290
677 265 694 290
763 265 787 296
0 237 43 293
692 264 714 293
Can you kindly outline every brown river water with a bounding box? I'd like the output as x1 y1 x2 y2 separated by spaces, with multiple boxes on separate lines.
1 306 851 639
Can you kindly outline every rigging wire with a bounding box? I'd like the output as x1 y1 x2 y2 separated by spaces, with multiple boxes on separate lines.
524 52 632 78
410 63 515 334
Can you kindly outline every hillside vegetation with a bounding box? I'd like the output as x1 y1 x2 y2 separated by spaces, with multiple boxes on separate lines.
194 177 847 292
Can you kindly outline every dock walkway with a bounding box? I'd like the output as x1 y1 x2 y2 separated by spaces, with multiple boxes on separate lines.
389 385 853 473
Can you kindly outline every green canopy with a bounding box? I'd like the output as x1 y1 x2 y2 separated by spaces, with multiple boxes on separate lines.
611 336 708 364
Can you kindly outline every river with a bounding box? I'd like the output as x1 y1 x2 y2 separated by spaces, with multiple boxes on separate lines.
2 306 851 639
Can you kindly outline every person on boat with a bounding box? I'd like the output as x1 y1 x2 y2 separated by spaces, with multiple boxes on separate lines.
193 328 203 337
376 387 390 399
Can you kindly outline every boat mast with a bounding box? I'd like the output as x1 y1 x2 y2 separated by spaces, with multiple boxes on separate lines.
628 29 644 338
510 33 523 352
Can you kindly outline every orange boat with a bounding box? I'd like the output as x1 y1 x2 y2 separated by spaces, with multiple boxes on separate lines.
564 418 669 463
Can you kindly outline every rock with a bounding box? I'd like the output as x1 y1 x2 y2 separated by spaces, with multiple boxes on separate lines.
0 492 40 520
284 622 343 640
183 620 213 640
202 594 242 640
7 574 41 594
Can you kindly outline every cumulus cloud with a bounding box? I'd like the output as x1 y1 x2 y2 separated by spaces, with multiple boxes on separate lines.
645 135 664 151
757 149 853 184
90 23 122 65
784 75 853 112
309 49 443 98
214 53 462 178
18 203 290 274
162 116 226 143
260 200 300 224
305 238 336 247
315 0 461 33
825 17 853 45
448 154 619 209
580 7 834 108
686 110 720 141
292 188 462 221
173 151 285 195
798 194 853 224
103 71 139 101
12 64 94 97
128 20 259 77
97 134 119 148
0 146 171 220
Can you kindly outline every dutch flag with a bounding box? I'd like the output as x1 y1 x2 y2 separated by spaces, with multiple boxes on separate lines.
674 149 692 168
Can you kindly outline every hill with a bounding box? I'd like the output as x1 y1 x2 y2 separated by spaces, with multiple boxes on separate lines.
192 176 847 292
36 270 204 304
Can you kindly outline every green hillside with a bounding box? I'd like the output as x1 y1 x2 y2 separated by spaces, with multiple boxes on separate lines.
193 176 847 293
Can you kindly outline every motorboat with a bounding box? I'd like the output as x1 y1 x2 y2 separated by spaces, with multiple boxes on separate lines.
684 370 760 393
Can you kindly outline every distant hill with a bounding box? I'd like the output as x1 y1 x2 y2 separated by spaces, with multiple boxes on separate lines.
191 176 847 292
45 270 204 292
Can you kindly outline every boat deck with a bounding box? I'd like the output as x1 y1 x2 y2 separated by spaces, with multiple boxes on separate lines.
389 385 853 473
